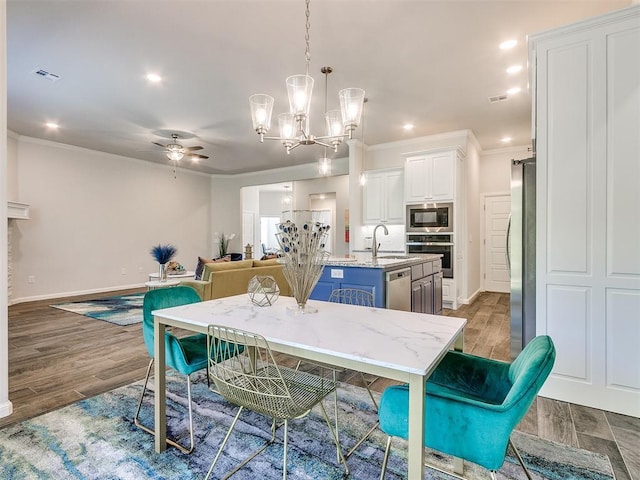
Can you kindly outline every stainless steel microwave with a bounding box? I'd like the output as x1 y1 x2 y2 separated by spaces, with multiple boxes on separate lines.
406 203 453 233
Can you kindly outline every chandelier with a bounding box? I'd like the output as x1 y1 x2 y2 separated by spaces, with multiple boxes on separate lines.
249 0 365 155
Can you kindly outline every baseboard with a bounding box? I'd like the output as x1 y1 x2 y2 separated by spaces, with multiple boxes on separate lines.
463 288 482 305
9 283 146 305
0 400 13 419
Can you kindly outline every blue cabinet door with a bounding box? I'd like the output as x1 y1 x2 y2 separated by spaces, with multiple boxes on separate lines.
311 266 386 308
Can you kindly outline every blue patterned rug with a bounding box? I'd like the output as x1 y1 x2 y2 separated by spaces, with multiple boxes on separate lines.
0 372 614 480
50 293 144 326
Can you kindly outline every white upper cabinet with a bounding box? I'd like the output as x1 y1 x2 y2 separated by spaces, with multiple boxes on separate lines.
363 168 404 224
404 149 455 203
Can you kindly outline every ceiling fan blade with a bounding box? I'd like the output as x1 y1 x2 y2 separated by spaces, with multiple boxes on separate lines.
189 153 209 160
183 146 203 152
152 141 167 148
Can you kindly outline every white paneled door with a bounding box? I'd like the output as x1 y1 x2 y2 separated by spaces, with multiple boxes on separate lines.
484 194 510 293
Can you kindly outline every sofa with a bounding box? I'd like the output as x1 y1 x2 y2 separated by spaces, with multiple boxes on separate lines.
179 258 291 301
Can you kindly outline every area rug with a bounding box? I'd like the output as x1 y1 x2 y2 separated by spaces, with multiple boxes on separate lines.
50 293 144 326
0 372 614 480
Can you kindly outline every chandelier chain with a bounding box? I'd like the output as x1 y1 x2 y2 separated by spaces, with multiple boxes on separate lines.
304 0 311 76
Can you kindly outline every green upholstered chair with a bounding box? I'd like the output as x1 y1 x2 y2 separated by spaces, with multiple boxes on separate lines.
378 335 556 480
133 285 206 454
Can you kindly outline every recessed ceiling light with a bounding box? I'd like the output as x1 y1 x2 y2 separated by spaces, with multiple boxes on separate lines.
146 73 162 83
507 87 522 95
501 137 512 143
403 123 414 131
45 122 59 129
500 39 518 50
506 65 523 74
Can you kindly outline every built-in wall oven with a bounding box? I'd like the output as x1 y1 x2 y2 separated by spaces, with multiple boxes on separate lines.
406 234 454 278
406 203 453 233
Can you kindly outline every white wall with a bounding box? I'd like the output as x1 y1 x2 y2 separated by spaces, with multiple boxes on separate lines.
11 137 212 302
294 175 350 256
1 0 13 419
480 145 530 194
464 140 482 303
212 156 349 254
7 133 18 200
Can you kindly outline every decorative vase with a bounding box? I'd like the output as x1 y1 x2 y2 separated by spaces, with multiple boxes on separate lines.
275 210 330 315
158 263 168 282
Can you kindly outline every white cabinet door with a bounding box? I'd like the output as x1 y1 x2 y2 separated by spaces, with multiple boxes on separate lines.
431 151 455 201
363 169 404 225
363 172 385 224
532 6 640 417
404 151 455 203
404 156 430 203
384 169 404 223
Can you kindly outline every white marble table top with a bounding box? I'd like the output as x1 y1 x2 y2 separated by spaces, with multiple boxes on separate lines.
153 294 466 376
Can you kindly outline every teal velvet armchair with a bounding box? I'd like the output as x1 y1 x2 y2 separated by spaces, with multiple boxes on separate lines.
133 285 206 454
378 335 556 479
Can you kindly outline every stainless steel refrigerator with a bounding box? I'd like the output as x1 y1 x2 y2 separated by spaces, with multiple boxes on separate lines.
508 156 536 360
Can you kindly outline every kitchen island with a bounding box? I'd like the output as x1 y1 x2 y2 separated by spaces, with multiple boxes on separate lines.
311 253 442 311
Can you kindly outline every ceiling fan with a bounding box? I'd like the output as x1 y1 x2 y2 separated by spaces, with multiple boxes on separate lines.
152 133 209 161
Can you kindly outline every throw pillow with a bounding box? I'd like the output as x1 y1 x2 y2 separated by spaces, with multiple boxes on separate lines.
194 255 230 280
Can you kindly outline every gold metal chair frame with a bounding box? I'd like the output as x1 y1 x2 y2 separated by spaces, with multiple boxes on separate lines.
133 358 197 454
205 324 349 480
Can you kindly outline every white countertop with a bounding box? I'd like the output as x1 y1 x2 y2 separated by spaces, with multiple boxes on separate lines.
325 253 442 269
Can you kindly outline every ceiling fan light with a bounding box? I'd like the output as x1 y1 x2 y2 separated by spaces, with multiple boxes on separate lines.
250 94 274 134
286 74 314 118
339 88 365 136
167 150 184 162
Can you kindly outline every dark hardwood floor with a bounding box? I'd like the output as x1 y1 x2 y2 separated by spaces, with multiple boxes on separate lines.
3 289 638 479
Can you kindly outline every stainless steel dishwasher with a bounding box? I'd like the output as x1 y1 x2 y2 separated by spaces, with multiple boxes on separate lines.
386 267 412 311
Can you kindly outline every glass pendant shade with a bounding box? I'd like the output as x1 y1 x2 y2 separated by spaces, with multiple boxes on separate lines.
250 94 274 133
318 157 332 176
325 110 344 137
167 150 184 162
286 75 314 118
339 88 365 130
278 113 296 139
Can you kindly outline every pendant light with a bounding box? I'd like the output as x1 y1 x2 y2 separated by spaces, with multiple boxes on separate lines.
249 0 365 155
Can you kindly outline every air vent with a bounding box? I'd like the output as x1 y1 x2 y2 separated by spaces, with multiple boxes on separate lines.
488 94 508 103
32 69 61 82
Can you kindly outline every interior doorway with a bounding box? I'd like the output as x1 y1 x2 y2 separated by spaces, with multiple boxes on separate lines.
483 193 510 293
309 193 336 255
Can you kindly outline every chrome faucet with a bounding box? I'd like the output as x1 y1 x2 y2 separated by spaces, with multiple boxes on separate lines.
372 224 389 259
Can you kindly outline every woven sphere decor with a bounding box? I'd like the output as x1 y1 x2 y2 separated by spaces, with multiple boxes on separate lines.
247 275 280 307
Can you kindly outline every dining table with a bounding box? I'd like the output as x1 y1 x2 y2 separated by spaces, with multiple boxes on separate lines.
152 294 466 479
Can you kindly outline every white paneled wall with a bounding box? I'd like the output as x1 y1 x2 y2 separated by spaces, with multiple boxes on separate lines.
533 6 640 417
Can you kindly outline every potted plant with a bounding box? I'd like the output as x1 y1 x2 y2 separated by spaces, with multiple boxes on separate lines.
150 244 177 282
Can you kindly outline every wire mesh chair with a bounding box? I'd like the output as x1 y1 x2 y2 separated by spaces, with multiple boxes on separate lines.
205 325 349 480
293 288 379 459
